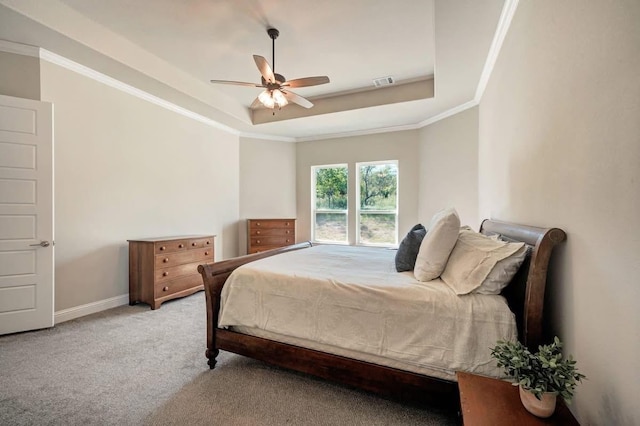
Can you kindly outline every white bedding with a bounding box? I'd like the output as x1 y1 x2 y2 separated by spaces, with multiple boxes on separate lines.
219 244 517 381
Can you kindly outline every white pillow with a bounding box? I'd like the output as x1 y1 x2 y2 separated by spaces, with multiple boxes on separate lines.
414 207 460 281
441 228 525 295
474 244 528 295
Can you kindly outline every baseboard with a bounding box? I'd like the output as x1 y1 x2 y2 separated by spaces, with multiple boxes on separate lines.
54 294 129 324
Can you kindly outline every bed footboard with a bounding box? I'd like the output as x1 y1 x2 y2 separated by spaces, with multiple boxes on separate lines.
197 242 312 368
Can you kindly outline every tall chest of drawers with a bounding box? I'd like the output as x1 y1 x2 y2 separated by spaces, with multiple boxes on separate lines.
128 235 215 309
247 219 296 254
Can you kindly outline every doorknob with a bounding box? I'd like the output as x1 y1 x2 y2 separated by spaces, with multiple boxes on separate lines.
30 241 50 247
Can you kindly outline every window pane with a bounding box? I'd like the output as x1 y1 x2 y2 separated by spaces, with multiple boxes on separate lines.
359 164 397 210
359 213 396 245
315 167 348 210
315 212 347 242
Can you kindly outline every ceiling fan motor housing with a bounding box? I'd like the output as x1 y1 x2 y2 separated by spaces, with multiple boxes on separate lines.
262 74 286 87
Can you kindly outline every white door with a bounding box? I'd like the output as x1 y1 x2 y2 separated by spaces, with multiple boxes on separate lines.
0 94 54 335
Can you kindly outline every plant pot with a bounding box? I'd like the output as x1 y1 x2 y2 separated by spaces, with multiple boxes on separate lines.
519 386 557 418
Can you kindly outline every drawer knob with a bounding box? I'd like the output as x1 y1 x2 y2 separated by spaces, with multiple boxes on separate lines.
286 239 290 243
206 241 210 245
285 230 290 234
192 242 197 247
163 258 169 263
163 286 169 292
256 230 261 235
163 272 169 277
286 222 290 226
256 222 261 226
205 251 209 256
256 240 260 244
178 244 184 248
160 246 166 251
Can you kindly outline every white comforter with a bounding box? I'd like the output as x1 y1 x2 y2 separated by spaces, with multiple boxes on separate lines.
219 244 517 380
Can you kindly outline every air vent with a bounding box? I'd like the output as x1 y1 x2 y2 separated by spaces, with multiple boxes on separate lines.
372 76 395 87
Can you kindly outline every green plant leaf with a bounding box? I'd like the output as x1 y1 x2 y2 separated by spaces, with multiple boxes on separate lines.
490 336 585 402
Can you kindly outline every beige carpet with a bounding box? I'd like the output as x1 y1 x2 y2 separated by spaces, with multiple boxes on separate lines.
145 354 456 425
0 292 457 426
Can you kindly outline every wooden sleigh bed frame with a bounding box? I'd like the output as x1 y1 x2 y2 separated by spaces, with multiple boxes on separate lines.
197 219 566 409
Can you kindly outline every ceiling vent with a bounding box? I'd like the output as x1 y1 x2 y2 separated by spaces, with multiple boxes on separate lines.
372 76 395 88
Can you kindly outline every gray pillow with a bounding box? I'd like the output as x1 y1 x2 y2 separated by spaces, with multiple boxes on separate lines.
395 224 427 272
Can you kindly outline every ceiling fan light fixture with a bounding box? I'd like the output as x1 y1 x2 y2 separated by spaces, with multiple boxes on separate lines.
272 89 288 107
258 89 275 108
258 89 289 109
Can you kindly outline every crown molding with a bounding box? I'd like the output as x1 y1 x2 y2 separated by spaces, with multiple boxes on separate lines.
418 100 478 128
296 122 423 143
0 39 40 57
239 131 296 142
475 0 519 102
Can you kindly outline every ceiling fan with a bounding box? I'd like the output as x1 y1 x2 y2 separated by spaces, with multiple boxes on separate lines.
210 28 330 110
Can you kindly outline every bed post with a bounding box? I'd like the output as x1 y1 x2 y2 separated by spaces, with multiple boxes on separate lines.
521 227 567 349
197 263 229 369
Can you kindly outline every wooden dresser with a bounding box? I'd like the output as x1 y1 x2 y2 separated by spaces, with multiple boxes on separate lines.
247 219 296 254
128 235 215 309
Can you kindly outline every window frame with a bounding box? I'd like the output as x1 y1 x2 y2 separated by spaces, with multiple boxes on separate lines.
311 163 349 245
355 160 399 247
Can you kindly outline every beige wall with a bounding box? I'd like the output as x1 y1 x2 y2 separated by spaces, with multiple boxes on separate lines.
0 51 40 100
40 60 240 311
479 1 640 424
296 130 420 244
418 106 479 228
238 137 297 254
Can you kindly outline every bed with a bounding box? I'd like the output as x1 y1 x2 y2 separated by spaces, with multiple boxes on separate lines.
197 219 566 409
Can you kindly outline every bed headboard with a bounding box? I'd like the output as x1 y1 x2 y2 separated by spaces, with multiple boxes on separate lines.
479 219 566 351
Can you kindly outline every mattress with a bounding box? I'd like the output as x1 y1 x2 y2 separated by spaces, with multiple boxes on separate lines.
219 244 517 381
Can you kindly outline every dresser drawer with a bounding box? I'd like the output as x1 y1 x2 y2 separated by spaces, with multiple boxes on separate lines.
188 237 214 249
154 247 212 269
248 219 295 230
155 262 201 283
248 227 294 237
155 274 203 297
154 239 189 254
249 236 294 247
249 245 284 254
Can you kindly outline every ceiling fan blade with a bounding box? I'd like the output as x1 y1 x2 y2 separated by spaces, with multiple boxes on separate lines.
210 79 264 87
282 76 330 88
283 90 313 109
253 55 276 83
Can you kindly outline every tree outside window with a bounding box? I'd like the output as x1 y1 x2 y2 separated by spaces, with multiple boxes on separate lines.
357 161 398 246
312 165 348 243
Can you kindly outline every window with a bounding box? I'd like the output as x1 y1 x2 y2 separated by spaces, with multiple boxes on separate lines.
356 161 398 246
312 164 348 244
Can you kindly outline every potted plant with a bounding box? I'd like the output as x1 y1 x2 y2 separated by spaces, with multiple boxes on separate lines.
490 336 585 418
